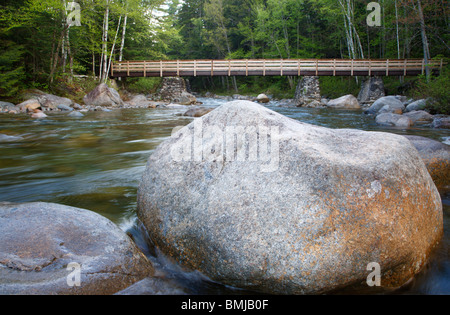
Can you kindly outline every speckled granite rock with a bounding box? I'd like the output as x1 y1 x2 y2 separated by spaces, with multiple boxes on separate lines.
0 202 154 295
137 100 443 294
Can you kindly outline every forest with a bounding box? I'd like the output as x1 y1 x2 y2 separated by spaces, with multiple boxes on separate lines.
0 0 449 109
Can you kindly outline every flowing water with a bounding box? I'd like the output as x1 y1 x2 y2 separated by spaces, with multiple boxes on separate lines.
0 97 449 295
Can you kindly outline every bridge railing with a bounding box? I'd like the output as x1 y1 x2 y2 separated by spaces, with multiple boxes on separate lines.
111 59 444 77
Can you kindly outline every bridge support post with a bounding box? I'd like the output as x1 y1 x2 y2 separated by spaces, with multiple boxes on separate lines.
294 76 321 108
357 76 385 106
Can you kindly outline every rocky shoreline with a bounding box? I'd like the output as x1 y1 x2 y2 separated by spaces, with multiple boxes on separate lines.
0 76 448 130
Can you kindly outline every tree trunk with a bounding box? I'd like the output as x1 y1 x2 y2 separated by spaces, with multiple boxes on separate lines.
395 0 401 59
416 0 431 81
118 14 128 82
67 27 74 83
107 16 122 80
100 1 110 83
119 14 128 62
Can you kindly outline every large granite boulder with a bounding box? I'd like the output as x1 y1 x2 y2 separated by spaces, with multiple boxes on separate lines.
137 100 443 295
83 84 124 107
0 202 154 295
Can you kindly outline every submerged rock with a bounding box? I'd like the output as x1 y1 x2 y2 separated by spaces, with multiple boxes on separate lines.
0 202 154 295
30 110 48 119
67 111 84 118
137 100 443 295
0 134 23 142
183 107 213 118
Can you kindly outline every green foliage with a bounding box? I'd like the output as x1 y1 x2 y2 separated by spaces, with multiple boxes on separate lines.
125 77 162 94
0 41 26 98
0 0 449 98
319 77 360 99
411 65 450 115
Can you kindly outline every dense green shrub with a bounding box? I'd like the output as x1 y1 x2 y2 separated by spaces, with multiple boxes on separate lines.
319 77 360 99
0 41 26 99
125 77 162 94
411 64 450 115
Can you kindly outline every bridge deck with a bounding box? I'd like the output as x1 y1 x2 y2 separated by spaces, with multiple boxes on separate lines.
111 59 443 78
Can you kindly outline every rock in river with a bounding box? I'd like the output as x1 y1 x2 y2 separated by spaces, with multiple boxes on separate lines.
404 135 450 194
375 113 412 128
0 202 154 295
183 107 213 118
326 94 361 109
364 96 404 115
256 94 270 103
83 83 123 107
137 100 443 295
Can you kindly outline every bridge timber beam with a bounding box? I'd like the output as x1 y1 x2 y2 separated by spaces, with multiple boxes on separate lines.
111 59 444 78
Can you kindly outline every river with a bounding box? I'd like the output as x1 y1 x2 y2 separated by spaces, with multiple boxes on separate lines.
0 97 448 294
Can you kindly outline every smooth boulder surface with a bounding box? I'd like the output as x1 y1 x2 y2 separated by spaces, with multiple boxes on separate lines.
432 117 450 129
0 101 17 113
183 107 213 118
30 110 48 119
403 110 434 125
38 94 74 110
365 96 404 115
375 113 412 127
404 135 450 193
405 99 427 112
83 84 123 107
377 102 404 115
0 202 154 295
17 99 41 112
174 91 197 106
256 94 270 103
326 94 361 109
137 100 443 295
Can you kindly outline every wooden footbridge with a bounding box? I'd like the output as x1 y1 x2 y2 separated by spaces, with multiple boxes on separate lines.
111 59 444 78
